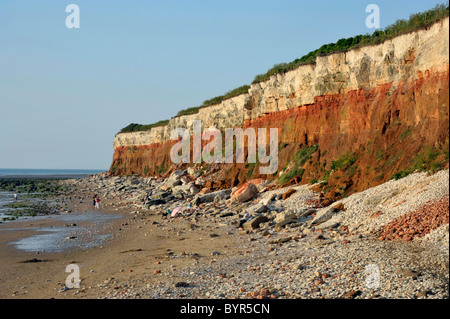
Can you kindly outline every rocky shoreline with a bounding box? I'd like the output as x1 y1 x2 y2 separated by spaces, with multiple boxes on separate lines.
55 168 449 299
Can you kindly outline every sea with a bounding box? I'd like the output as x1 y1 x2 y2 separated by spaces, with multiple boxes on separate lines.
0 168 105 178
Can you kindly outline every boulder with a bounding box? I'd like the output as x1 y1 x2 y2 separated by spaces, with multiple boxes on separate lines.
231 182 258 203
164 170 186 189
165 178 182 189
171 182 199 197
274 210 297 227
194 189 232 205
245 202 267 215
315 215 342 230
312 206 335 225
146 199 166 207
242 215 269 230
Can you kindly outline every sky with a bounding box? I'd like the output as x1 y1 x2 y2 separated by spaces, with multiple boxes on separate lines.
0 0 446 170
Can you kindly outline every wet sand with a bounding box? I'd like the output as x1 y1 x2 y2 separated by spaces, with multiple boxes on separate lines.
0 190 240 299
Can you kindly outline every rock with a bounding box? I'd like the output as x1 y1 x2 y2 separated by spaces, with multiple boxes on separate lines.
163 170 186 189
416 290 431 298
170 170 186 179
315 215 342 230
245 202 267 215
187 167 196 176
147 199 166 207
332 202 346 212
219 211 234 218
274 210 297 227
395 268 420 280
172 183 199 197
231 182 258 203
194 189 232 204
370 210 384 218
282 189 297 200
267 236 293 245
259 197 273 206
165 178 182 189
342 290 361 299
297 208 316 218
312 206 336 225
243 215 269 230
174 281 189 288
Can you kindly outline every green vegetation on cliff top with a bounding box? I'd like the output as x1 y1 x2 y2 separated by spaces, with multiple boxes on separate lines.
119 3 449 133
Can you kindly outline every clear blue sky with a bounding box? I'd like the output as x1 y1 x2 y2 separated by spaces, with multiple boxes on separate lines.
0 0 445 170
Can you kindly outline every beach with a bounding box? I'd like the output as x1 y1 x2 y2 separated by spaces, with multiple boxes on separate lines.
0 170 448 299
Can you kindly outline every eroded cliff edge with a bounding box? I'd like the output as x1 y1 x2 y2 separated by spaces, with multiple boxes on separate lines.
110 18 449 197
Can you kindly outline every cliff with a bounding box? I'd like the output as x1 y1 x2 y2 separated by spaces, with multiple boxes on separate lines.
110 17 449 197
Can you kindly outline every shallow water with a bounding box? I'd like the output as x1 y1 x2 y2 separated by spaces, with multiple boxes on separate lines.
0 191 47 220
2 211 123 253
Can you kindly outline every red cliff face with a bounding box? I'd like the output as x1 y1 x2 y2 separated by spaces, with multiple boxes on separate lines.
109 19 449 196
243 69 449 194
110 68 449 196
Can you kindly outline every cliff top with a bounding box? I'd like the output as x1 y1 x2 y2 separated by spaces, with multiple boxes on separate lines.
119 3 449 134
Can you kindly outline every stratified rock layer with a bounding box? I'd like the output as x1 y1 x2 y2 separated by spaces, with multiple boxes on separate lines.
110 18 449 195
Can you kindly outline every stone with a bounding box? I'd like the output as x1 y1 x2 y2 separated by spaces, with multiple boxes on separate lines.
174 281 189 288
243 215 269 230
315 215 342 230
219 211 234 218
282 189 297 200
342 290 361 299
332 202 345 212
147 199 166 206
194 189 232 204
231 182 258 203
370 210 383 218
395 268 420 280
312 206 335 225
245 202 267 214
297 208 316 218
267 236 293 245
274 210 297 227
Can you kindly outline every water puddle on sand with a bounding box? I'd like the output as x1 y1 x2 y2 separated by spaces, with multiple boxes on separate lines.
3 211 123 253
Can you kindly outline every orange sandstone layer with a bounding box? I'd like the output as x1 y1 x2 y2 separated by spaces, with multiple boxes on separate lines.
109 68 449 195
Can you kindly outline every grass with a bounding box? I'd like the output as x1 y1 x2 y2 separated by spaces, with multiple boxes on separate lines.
119 120 170 133
252 3 449 84
330 152 358 171
278 145 318 184
400 127 413 142
391 145 447 180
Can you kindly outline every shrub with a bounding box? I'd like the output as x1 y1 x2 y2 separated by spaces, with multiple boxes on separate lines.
119 120 170 133
330 152 358 171
278 145 318 184
252 3 449 84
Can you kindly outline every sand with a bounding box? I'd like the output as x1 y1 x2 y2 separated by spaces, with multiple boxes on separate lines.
0 190 240 299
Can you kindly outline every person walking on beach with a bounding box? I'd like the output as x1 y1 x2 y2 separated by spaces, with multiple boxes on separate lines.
144 190 153 205
95 196 100 209
93 195 97 208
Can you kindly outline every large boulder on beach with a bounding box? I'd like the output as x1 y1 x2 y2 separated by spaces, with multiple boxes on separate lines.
243 215 269 230
171 182 199 197
163 170 187 188
231 182 259 203
274 210 297 227
312 206 335 225
193 189 232 205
